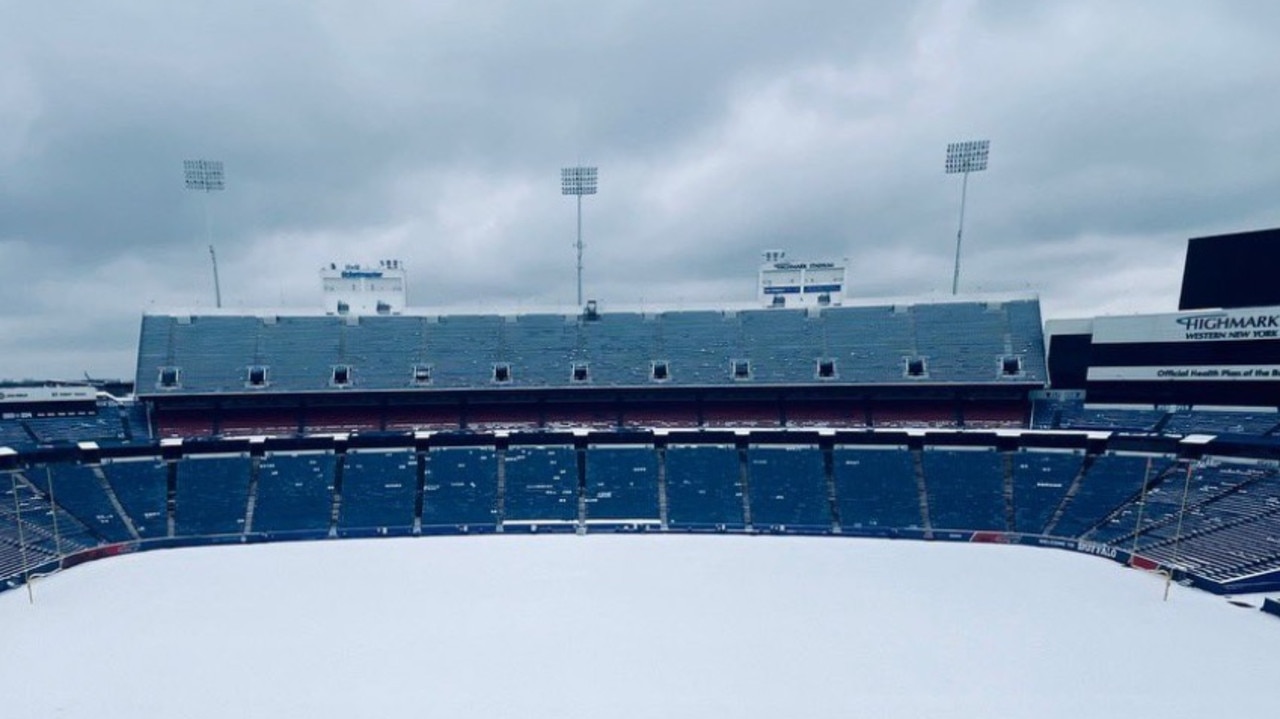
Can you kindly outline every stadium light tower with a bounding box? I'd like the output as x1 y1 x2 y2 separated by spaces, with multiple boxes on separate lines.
945 139 990 295
183 159 226 308
561 166 598 308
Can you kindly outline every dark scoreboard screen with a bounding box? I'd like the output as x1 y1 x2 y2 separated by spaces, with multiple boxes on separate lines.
1180 228 1280 311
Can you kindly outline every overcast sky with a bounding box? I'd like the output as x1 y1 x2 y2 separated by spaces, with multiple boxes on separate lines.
3 1 1280 380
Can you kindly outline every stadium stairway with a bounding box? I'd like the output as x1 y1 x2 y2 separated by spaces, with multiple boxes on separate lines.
242 456 261 535
1040 455 1097 537
327 455 345 538
911 450 933 533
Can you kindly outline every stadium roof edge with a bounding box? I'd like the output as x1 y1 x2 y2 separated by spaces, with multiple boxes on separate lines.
140 290 1041 319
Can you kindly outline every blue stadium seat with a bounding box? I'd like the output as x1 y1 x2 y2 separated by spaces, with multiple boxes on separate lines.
422 447 499 531
920 448 1006 531
746 445 830 531
832 446 922 531
0 472 97 564
1050 453 1170 538
252 452 336 535
175 455 252 536
664 445 744 530
1010 450 1081 536
102 458 170 538
583 446 660 525
338 449 418 535
135 299 1049 393
34 462 135 543
502 445 578 527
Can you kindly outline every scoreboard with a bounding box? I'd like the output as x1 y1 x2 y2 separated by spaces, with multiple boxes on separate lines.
1078 306 1280 405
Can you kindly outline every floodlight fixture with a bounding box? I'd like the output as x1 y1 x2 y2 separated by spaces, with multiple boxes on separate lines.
561 166 598 307
945 140 989 175
561 166 598 196
944 139 990 295
184 159 226 307
183 159 225 192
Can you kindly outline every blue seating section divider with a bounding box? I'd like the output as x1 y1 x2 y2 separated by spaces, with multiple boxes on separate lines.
36 463 134 543
583 447 660 523
102 458 169 538
1009 450 1080 536
1051 453 1164 538
832 447 921 531
746 446 830 531
421 447 499 531
921 448 1006 531
253 452 336 535
502 446 578 525
175 455 251 536
664 445 744 530
338 449 418 535
0 474 96 578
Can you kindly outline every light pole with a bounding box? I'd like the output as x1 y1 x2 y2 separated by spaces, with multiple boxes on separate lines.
183 159 225 308
561 166 598 308
945 140 989 295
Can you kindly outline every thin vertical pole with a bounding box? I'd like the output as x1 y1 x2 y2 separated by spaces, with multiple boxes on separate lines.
1129 457 1153 559
951 170 970 295
576 193 584 307
46 466 63 561
1164 462 1196 602
205 193 222 309
11 473 34 604
209 244 222 309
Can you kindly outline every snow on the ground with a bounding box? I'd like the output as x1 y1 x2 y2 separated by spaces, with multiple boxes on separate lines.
0 535 1275 718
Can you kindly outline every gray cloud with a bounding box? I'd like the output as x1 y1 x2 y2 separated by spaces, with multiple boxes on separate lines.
3 1 1280 380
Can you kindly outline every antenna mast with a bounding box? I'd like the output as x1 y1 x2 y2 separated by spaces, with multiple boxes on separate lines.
209 245 222 309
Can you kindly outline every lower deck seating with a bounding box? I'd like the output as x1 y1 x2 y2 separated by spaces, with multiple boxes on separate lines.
252 452 335 534
35 463 135 543
338 449 418 534
921 448 1006 531
10 437 1280 593
664 445 744 530
831 447 921 531
175 455 251 536
421 447 499 530
1010 450 1081 536
745 446 830 531
502 446 578 524
102 458 170 538
583 447 660 523
0 473 97 580
1051 453 1170 537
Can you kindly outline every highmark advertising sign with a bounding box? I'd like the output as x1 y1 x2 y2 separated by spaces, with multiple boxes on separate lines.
1092 307 1280 345
1087 365 1280 381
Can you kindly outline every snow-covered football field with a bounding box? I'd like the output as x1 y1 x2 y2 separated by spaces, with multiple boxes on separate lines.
1 535 1275 718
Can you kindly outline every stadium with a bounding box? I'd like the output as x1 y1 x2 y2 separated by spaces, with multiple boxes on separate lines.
3 230 1279 715
5 229 1280 604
